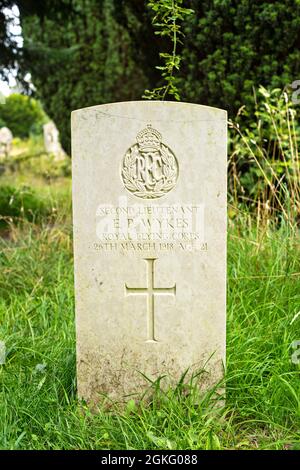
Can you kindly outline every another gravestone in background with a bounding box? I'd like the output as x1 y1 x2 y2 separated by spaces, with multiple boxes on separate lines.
0 340 6 365
72 101 227 404
0 127 13 159
43 121 65 160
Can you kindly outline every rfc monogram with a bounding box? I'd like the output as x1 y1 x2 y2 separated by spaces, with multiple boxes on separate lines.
121 125 178 199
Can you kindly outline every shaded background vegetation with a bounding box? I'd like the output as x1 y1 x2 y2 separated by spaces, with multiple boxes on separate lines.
180 0 300 113
1 1 300 152
0 1 300 450
0 93 46 137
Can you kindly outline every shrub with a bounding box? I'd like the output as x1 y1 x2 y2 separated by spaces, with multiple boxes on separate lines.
0 94 47 138
180 0 300 115
0 185 50 229
20 0 156 152
18 0 300 152
228 87 300 226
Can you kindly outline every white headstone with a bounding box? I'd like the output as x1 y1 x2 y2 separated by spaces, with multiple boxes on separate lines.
72 101 227 404
0 127 13 158
43 121 65 160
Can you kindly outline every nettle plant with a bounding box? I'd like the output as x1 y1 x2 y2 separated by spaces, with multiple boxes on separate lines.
143 0 194 101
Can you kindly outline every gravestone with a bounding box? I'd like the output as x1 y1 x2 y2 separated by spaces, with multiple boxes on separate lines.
0 127 13 158
43 121 65 160
72 101 227 404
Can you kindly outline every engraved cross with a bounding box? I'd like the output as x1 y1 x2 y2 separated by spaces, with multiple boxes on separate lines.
125 258 176 343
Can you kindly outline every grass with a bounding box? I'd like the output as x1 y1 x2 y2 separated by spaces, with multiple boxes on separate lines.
0 133 300 450
0 191 299 449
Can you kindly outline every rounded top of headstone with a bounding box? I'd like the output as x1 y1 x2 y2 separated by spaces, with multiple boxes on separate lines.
43 121 58 131
0 127 13 141
71 101 227 123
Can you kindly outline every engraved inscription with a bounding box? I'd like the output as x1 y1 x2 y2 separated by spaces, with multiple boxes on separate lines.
94 241 208 252
121 125 178 199
125 258 176 342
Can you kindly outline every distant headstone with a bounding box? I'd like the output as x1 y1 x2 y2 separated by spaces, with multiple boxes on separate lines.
43 121 65 160
0 127 13 158
72 101 227 404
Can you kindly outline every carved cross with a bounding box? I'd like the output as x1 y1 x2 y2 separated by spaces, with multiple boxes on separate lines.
125 258 176 342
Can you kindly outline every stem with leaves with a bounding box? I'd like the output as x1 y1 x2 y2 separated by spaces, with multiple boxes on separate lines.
143 0 194 101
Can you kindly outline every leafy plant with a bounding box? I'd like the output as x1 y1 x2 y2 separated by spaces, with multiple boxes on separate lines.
143 0 194 101
0 94 47 138
0 185 51 229
20 0 155 152
228 86 300 227
180 0 300 115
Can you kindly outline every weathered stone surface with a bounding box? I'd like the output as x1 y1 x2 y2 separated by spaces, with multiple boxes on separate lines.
0 127 13 158
43 121 65 160
71 101 227 404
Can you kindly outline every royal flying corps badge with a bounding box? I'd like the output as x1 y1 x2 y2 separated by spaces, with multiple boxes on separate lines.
121 124 179 199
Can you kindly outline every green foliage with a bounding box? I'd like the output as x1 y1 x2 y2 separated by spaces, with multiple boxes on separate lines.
0 93 5 128
0 86 299 449
180 0 300 114
0 184 51 229
8 0 300 149
5 134 71 179
0 1 21 80
0 214 300 449
0 94 47 138
2 0 300 132
0 0 300 449
15 152 72 181
143 0 193 101
20 0 156 152
228 87 300 225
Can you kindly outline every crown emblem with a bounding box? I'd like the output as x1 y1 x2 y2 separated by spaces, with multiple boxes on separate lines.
136 124 162 151
121 125 178 199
